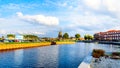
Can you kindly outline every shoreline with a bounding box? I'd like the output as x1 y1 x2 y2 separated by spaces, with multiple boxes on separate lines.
0 42 75 51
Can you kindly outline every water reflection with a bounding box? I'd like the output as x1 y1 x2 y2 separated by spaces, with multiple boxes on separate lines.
0 42 120 68
37 46 59 68
14 49 23 66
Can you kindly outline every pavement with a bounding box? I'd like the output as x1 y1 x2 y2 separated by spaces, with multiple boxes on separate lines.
90 57 120 68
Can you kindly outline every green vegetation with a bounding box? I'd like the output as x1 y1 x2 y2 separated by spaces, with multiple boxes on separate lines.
92 49 105 58
84 34 94 40
63 33 69 39
23 34 39 41
0 31 76 51
1 31 77 43
7 34 15 38
75 34 80 40
0 38 2 40
0 42 75 51
112 52 120 56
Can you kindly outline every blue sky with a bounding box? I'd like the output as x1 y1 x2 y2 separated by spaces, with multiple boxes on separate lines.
0 0 120 37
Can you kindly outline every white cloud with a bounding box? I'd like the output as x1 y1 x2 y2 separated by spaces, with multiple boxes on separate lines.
0 12 60 37
17 12 23 17
0 18 5 21
1 0 120 37
0 30 6 34
103 0 120 18
59 2 68 7
103 0 120 12
60 11 120 36
83 0 101 10
17 31 45 35
83 0 120 18
16 12 59 26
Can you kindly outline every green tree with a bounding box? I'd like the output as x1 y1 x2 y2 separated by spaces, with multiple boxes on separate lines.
89 35 94 40
84 35 87 40
84 34 93 40
63 33 69 39
23 35 39 42
7 34 15 37
7 34 15 39
0 38 2 40
75 34 81 40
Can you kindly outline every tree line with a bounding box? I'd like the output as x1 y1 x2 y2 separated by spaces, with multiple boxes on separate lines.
0 32 94 42
58 32 94 40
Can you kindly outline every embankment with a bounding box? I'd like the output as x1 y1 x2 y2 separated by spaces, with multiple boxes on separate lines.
0 42 75 51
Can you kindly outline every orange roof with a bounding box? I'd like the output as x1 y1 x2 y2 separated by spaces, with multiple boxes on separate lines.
107 30 119 32
95 30 120 34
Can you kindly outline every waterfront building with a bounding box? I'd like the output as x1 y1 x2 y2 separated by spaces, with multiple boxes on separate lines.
4 34 24 42
94 30 120 41
15 35 24 42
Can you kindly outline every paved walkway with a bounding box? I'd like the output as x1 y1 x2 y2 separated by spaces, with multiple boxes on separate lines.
90 57 120 68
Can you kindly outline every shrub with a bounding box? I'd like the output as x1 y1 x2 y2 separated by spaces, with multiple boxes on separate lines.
92 49 105 58
51 41 56 45
112 52 120 56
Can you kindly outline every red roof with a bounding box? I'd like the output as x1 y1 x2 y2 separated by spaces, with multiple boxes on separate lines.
107 30 119 32
95 30 120 34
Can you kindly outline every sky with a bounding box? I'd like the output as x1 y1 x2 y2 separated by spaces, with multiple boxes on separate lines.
0 0 120 37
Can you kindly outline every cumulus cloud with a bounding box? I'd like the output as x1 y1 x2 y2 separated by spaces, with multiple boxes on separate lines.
16 12 59 26
17 31 45 35
61 11 120 37
83 0 120 17
0 17 48 36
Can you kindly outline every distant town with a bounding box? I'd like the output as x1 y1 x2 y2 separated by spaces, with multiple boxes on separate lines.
0 30 120 43
0 31 93 43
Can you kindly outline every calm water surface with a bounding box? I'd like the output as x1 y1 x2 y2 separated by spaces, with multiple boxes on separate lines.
0 42 120 68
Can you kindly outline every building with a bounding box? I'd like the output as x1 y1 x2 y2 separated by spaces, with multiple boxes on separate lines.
94 30 120 41
58 31 62 40
4 34 24 42
15 35 24 42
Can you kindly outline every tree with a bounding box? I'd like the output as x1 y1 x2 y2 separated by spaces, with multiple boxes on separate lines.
23 34 39 42
7 34 15 40
7 34 15 38
75 34 81 40
84 35 87 40
84 34 93 40
63 33 69 39
0 38 2 40
89 35 94 40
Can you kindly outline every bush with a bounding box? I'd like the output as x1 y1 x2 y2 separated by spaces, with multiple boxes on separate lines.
51 41 56 45
112 52 120 56
92 49 105 58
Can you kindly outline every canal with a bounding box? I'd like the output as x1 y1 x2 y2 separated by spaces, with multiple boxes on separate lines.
0 42 120 68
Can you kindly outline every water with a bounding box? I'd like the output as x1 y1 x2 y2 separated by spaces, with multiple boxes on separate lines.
0 42 120 68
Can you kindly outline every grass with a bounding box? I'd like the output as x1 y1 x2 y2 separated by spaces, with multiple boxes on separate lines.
0 41 75 51
0 42 51 51
56 41 75 45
